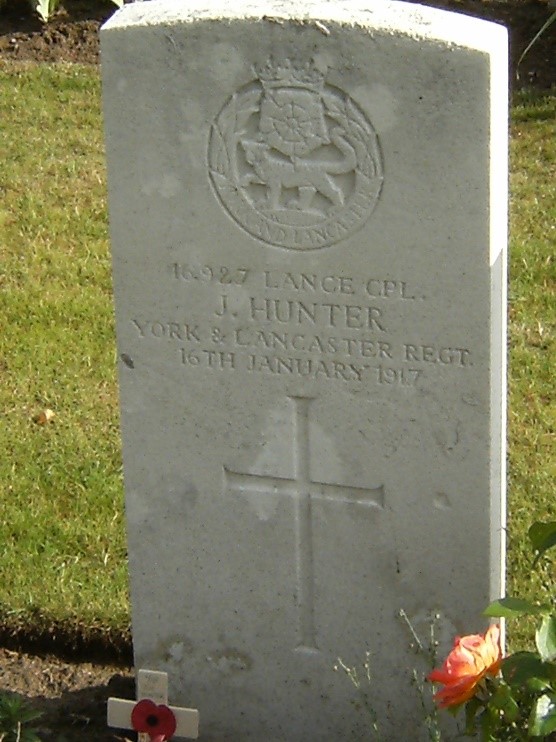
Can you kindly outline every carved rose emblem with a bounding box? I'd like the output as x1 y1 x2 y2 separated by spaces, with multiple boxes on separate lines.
259 89 330 158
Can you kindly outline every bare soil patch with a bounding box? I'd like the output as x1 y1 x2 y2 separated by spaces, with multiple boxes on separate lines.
0 647 133 740
0 0 111 64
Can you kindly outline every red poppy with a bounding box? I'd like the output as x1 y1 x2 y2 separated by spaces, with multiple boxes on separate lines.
131 698 177 742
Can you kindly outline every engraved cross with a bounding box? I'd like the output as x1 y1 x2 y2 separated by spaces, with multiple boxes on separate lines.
224 396 384 652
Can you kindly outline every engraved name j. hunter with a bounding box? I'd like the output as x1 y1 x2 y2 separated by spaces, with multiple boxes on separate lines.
214 294 386 331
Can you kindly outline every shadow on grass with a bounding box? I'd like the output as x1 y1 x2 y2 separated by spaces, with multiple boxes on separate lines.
0 618 132 668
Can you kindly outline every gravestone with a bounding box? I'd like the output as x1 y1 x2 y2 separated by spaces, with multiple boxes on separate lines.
101 1 507 738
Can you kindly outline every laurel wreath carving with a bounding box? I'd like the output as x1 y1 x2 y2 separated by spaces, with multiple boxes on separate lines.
322 95 381 181
209 87 260 184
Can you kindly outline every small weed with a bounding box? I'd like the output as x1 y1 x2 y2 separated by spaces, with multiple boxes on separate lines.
0 694 42 742
399 609 442 742
336 611 446 740
334 652 382 740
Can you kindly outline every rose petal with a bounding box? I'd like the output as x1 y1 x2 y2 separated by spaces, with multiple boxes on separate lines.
428 624 502 708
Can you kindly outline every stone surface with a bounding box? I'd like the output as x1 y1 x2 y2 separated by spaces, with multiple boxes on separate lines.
101 1 507 739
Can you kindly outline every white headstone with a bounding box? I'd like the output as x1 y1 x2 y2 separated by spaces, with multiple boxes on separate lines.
101 1 507 738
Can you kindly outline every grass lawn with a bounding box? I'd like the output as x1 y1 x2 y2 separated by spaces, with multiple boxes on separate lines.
0 62 127 645
0 62 554 651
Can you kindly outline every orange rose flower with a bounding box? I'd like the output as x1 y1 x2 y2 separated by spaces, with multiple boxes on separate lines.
427 624 502 708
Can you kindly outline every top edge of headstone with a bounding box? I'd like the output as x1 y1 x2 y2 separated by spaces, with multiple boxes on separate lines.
101 0 507 51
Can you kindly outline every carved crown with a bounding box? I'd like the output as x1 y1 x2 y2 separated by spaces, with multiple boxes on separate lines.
255 58 325 92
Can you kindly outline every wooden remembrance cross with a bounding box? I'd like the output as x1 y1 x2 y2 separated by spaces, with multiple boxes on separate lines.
108 669 199 740
224 396 384 651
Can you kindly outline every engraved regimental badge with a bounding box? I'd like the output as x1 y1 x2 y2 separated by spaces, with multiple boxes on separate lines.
208 59 383 250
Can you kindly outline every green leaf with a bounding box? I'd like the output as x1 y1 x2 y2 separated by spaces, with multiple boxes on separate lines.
32 0 59 22
529 693 556 737
479 706 500 742
527 677 553 692
488 683 519 722
536 615 556 662
20 730 42 742
0 694 42 742
529 521 556 564
501 652 551 687
483 597 550 618
465 696 484 735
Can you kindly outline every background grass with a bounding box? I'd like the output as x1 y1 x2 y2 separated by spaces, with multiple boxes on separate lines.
505 91 555 645
0 62 127 644
0 61 554 652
